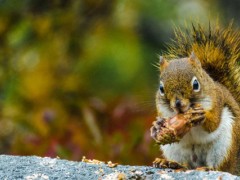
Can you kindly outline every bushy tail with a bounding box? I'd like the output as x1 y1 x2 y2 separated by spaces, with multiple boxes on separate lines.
164 22 240 105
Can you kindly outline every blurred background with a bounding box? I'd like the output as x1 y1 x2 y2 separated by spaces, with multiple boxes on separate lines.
0 0 239 166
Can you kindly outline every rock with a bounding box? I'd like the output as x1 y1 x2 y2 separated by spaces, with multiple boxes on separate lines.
0 155 238 179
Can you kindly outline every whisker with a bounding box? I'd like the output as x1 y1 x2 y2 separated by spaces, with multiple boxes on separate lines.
151 62 160 70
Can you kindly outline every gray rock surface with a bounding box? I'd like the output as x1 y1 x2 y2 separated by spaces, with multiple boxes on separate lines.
0 155 238 180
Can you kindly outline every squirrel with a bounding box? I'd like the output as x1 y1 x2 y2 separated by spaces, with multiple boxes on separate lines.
150 22 240 175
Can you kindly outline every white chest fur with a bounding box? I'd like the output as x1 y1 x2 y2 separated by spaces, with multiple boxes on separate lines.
161 107 234 168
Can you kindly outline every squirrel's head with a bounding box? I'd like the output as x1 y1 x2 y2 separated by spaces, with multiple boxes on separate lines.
157 52 204 115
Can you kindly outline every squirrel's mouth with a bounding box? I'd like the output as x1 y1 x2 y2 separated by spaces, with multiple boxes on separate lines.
173 104 190 113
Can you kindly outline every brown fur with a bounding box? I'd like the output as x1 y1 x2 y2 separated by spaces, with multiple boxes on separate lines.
164 23 240 106
217 84 240 174
155 23 240 174
157 53 240 174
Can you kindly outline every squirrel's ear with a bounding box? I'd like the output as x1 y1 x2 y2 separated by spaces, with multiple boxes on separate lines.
159 56 169 71
189 51 196 61
188 51 201 66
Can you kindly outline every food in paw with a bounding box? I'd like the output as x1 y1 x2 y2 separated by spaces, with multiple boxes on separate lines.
152 105 205 145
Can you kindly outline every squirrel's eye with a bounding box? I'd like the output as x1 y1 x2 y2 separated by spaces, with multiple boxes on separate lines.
191 76 200 92
159 81 164 96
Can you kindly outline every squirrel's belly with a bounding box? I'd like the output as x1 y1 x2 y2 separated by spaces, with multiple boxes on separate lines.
161 143 209 168
161 107 234 168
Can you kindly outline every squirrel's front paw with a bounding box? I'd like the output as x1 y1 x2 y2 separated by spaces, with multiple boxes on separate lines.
150 105 205 145
150 117 171 144
150 116 188 145
184 105 205 126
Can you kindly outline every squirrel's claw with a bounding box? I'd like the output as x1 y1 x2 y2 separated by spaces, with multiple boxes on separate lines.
153 158 187 169
189 115 205 125
195 166 215 171
151 119 169 143
151 117 183 145
152 117 166 128
184 105 206 126
189 109 205 114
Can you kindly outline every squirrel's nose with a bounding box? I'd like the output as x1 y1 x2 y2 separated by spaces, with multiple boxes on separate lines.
175 99 182 108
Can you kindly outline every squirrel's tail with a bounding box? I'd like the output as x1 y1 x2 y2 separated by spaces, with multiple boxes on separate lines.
165 22 240 105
